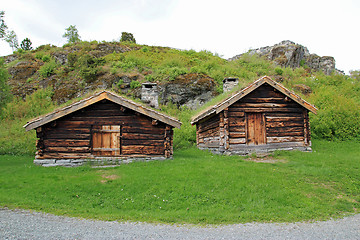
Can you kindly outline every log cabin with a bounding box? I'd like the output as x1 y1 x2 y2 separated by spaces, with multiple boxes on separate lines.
191 76 317 155
24 91 182 166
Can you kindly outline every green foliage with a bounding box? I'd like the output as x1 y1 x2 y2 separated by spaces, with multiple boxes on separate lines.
129 80 141 89
0 140 359 223
0 11 7 39
20 38 33 51
120 32 136 43
349 70 360 81
275 67 284 75
5 29 18 51
39 59 58 78
67 52 78 69
41 54 51 62
63 25 81 44
0 58 11 115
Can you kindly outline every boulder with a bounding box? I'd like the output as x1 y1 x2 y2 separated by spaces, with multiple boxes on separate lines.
159 73 216 109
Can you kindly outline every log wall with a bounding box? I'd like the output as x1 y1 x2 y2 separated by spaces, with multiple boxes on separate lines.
195 83 311 154
36 100 172 159
196 114 220 151
228 83 307 151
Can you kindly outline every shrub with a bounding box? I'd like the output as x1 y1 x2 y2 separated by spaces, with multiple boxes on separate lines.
130 80 141 89
275 67 284 75
39 59 58 78
41 54 51 62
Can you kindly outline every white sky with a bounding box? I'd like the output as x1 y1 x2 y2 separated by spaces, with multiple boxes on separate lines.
1 0 359 74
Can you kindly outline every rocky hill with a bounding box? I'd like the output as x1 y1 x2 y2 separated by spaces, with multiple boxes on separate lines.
1 40 345 112
228 40 343 75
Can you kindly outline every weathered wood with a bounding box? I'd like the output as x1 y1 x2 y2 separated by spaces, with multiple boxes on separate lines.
45 133 90 140
44 139 90 147
267 136 304 143
37 153 93 159
45 147 90 153
266 126 304 133
265 116 303 122
229 138 246 144
228 111 245 117
229 132 246 138
122 145 164 155
266 131 304 137
246 113 266 145
234 103 299 108
266 121 304 128
122 133 163 140
229 141 305 151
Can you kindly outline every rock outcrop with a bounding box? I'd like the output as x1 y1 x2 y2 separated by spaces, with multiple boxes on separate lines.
229 40 338 75
159 73 216 109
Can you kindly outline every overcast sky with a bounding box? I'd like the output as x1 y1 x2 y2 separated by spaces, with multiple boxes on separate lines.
1 0 359 74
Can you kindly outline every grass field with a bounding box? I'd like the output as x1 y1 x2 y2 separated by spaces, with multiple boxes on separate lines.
0 139 359 224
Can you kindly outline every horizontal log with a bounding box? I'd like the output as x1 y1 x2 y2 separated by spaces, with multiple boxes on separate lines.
229 119 245 127
44 139 90 147
122 139 164 146
198 121 220 133
266 121 304 128
240 97 288 103
229 132 246 138
265 116 303 122
37 153 92 159
122 145 164 155
267 136 304 143
44 133 90 140
199 127 219 137
44 128 91 134
267 131 304 137
229 126 245 132
240 108 303 113
228 111 245 117
265 112 303 118
122 126 165 134
229 138 246 144
266 126 303 133
122 133 164 140
45 146 90 153
234 103 299 108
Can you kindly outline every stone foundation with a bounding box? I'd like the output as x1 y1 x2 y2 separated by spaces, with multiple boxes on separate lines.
34 156 169 167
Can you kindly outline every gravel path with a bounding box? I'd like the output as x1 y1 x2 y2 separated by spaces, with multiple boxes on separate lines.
1 208 360 240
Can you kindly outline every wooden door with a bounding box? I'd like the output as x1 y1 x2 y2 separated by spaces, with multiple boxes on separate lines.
92 125 121 156
246 113 266 145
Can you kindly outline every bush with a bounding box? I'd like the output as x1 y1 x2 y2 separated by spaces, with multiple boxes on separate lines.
130 80 141 89
39 59 58 78
275 67 284 75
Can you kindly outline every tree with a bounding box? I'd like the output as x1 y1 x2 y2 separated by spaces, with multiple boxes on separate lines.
5 30 18 51
120 32 136 43
0 11 8 39
20 38 33 50
62 25 81 44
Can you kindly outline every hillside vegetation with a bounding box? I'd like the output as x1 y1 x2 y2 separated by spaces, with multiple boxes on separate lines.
0 41 360 155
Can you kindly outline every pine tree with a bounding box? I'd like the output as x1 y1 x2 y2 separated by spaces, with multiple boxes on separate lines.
20 38 33 51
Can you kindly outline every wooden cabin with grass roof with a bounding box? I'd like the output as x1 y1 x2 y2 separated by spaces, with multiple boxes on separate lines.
24 91 181 166
191 76 317 155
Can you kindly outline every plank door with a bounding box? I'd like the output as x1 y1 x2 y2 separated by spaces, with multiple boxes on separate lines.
92 125 121 156
246 113 266 145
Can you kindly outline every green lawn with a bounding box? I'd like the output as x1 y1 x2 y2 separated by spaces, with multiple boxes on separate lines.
0 139 359 224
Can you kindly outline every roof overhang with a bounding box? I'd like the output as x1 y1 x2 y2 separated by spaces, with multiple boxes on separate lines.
24 91 182 131
191 76 317 125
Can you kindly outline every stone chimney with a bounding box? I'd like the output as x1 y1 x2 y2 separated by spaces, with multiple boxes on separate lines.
141 83 159 109
223 77 239 92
